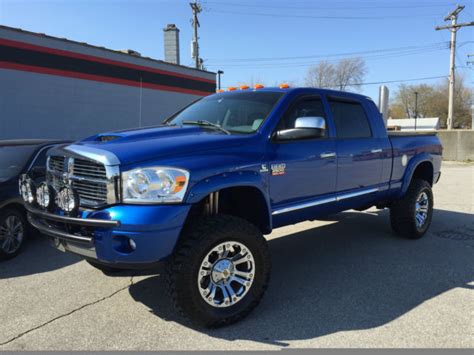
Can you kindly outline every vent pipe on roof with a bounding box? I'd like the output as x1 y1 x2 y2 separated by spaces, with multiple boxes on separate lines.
378 85 389 127
163 24 180 65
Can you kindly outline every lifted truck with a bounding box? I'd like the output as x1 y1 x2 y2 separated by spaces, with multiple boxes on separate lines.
23 87 442 327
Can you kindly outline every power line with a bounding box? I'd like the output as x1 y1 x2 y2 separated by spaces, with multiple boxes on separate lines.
207 46 448 69
220 75 447 89
204 1 456 11
333 75 446 87
206 8 443 20
206 42 448 64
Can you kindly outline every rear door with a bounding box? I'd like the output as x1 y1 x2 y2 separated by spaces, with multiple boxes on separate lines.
328 97 384 196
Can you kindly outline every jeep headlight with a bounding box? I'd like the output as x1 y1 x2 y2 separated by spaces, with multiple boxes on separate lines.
122 167 189 203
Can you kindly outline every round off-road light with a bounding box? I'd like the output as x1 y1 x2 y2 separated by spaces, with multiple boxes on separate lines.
19 175 35 204
56 186 78 214
36 183 54 210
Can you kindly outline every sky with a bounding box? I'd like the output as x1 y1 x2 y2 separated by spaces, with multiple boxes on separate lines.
0 0 472 101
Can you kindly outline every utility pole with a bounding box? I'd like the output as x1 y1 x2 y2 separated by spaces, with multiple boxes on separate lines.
414 91 419 131
190 0 202 70
217 70 224 90
435 5 474 130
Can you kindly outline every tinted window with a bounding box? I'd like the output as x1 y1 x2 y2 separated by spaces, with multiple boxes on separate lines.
168 92 284 134
329 99 372 139
278 98 326 131
0 145 36 179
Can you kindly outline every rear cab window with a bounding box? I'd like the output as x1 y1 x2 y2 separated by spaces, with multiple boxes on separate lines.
328 98 372 139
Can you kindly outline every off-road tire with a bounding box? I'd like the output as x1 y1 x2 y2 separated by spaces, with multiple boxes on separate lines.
390 179 433 239
167 214 271 328
0 208 28 261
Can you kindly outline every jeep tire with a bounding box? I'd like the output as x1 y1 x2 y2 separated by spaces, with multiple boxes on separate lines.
167 214 271 328
390 179 434 239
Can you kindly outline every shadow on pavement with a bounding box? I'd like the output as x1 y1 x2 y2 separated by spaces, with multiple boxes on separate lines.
129 208 474 346
0 234 80 279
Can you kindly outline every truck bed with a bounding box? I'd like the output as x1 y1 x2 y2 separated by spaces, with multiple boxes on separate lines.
388 131 438 137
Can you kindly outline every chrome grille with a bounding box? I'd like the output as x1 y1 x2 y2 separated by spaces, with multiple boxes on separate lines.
48 156 65 172
47 155 115 208
73 158 107 180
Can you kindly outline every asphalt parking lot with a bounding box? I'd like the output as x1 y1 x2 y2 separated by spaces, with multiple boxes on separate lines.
0 161 473 350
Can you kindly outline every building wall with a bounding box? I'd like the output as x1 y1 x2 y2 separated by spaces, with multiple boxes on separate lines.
0 26 215 140
438 130 474 161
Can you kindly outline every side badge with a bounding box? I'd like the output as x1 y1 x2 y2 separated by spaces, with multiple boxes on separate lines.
271 163 286 176
260 164 269 173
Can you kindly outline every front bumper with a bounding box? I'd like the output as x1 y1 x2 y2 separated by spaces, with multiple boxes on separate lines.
26 203 191 267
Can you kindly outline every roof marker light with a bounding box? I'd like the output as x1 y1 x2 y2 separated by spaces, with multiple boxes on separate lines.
228 87 237 91
240 85 249 90
254 84 264 89
279 83 290 89
216 89 225 93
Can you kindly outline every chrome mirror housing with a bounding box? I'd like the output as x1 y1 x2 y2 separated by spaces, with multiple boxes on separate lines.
294 116 326 130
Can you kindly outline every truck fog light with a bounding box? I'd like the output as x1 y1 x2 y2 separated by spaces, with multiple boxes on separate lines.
129 238 137 250
19 175 36 204
56 186 79 213
36 183 54 210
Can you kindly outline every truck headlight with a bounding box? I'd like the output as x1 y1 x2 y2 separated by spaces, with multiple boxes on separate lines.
122 167 189 203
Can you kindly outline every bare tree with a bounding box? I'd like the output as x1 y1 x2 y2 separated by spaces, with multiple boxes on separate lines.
305 57 367 92
334 57 367 91
389 76 473 128
305 60 335 88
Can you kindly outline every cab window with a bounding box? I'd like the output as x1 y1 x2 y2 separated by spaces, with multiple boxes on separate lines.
277 97 326 132
329 99 372 139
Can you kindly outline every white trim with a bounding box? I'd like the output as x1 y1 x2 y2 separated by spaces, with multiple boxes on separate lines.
271 187 379 216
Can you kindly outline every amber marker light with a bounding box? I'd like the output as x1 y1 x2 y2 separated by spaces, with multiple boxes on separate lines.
173 175 187 193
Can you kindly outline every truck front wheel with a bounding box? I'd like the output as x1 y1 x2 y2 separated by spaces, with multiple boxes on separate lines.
167 215 271 328
390 179 434 239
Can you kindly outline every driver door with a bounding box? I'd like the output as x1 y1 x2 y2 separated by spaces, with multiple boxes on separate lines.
268 96 337 226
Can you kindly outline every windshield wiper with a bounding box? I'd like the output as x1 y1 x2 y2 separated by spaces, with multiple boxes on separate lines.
181 120 231 135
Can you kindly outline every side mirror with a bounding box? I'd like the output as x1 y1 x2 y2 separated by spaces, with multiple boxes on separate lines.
276 116 326 141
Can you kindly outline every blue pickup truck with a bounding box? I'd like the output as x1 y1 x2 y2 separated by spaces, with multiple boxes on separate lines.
22 87 442 327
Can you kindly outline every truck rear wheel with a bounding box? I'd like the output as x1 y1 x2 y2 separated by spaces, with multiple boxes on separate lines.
390 179 433 239
167 214 271 328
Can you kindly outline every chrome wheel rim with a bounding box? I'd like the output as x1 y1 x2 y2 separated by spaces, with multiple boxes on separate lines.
197 241 255 308
415 191 429 230
0 215 24 254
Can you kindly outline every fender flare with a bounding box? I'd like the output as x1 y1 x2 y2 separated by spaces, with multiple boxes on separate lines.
400 153 433 197
0 197 24 211
185 170 273 232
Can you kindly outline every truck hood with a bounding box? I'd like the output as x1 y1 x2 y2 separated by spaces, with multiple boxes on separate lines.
75 125 253 166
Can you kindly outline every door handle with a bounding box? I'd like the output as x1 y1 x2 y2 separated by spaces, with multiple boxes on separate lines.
320 152 336 159
371 148 383 154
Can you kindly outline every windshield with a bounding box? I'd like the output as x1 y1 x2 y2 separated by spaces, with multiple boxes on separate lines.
0 145 37 179
167 91 284 134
